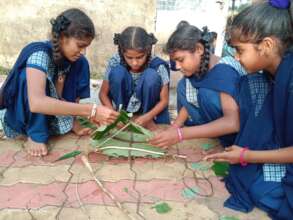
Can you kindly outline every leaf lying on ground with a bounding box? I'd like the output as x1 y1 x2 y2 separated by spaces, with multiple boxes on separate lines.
220 216 240 220
55 150 82 162
152 202 172 214
211 161 229 177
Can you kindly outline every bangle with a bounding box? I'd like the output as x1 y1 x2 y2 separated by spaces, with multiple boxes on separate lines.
171 122 180 129
88 103 97 119
239 147 248 167
177 128 183 142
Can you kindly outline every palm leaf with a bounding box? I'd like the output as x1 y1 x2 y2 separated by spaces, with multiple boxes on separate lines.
55 150 82 162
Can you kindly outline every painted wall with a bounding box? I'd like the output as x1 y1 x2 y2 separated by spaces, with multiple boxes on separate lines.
0 0 156 75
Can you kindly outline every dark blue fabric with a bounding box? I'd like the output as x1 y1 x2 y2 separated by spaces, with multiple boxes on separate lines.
224 52 293 219
177 63 241 146
108 57 170 124
188 64 241 99
4 69 50 143
0 42 51 109
2 41 91 143
224 73 277 213
273 52 293 220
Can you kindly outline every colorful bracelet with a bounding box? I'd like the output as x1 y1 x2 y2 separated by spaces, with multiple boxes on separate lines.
239 147 248 167
177 128 183 142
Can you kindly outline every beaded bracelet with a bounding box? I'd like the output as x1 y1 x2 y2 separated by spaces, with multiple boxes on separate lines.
239 147 248 167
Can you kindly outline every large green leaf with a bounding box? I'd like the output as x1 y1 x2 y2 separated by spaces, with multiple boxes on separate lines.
92 138 165 158
211 162 230 177
91 110 132 140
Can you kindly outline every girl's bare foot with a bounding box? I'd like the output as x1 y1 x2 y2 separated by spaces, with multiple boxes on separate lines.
24 137 48 157
72 119 92 136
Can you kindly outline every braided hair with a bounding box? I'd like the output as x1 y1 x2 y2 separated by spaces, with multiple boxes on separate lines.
166 21 211 78
50 8 95 66
113 26 158 70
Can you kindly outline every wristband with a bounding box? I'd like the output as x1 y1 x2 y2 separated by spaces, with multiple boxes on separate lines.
177 128 183 142
171 122 180 129
239 147 248 167
88 103 97 119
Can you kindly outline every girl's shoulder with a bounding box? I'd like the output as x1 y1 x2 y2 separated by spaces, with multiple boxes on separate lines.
215 56 247 76
107 53 121 67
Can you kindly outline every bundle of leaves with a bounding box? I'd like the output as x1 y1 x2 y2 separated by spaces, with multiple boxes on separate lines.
56 110 166 161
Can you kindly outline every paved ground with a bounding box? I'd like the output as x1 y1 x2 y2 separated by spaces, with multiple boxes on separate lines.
0 75 270 220
0 133 270 220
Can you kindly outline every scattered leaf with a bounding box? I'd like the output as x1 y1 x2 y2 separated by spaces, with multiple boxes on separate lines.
191 162 209 172
201 143 214 150
220 216 240 220
55 150 81 162
211 162 229 177
181 187 199 199
152 202 172 214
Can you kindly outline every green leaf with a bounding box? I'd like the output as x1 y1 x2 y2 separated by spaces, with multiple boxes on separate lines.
77 117 97 129
181 187 199 199
211 162 230 177
220 216 240 220
55 150 82 162
152 202 172 214
201 143 214 150
91 110 131 140
91 138 166 158
191 162 209 172
123 187 128 193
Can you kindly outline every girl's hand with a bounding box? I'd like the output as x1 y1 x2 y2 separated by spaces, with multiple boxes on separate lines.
134 115 151 127
94 105 119 125
149 127 179 148
203 145 244 164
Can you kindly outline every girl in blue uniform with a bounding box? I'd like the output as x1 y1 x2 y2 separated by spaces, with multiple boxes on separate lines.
0 8 118 157
99 26 170 129
150 21 246 147
205 1 293 219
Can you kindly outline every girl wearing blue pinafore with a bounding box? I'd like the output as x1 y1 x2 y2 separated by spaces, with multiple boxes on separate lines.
150 22 245 148
205 1 293 219
99 26 170 129
0 9 118 157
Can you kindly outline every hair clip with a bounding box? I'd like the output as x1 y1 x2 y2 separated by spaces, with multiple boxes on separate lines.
201 26 210 42
113 33 120 45
149 33 158 45
51 15 71 34
269 0 290 9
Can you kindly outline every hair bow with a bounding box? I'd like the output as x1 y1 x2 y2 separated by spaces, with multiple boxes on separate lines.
269 0 290 9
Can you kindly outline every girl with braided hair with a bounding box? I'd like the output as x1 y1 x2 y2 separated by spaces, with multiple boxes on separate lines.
0 8 119 157
99 26 170 129
150 21 246 148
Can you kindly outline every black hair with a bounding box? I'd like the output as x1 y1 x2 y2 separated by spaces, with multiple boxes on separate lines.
166 21 211 77
113 26 158 70
50 8 95 66
227 1 293 55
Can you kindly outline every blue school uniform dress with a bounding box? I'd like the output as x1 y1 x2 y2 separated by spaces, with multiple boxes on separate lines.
224 52 293 220
0 41 90 143
104 53 170 124
176 56 246 146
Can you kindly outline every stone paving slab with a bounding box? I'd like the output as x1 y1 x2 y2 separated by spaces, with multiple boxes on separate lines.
0 132 271 220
